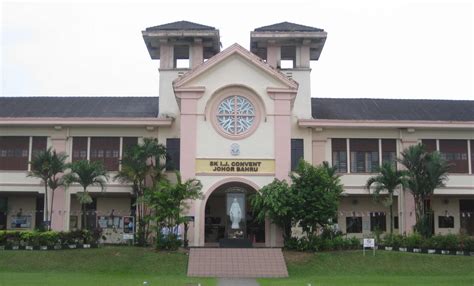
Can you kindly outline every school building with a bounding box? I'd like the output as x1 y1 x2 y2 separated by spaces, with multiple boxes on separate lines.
1 21 473 246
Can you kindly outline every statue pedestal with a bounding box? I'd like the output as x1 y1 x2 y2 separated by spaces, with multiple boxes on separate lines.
219 238 252 248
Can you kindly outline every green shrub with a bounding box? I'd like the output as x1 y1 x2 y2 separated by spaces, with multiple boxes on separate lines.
438 234 458 250
383 234 404 248
38 232 59 246
405 233 423 248
156 233 181 251
0 232 5 245
463 236 474 252
349 237 360 249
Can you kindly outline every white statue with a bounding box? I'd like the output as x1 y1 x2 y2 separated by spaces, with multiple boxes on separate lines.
229 198 242 229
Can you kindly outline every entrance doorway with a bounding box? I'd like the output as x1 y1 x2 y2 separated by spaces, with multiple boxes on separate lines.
204 182 265 246
460 199 474 235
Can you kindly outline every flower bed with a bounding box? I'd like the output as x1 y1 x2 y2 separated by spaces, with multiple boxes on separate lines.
0 229 102 251
378 234 474 256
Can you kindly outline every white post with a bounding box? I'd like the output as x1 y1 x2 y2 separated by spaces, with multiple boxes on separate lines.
346 139 351 174
28 136 33 171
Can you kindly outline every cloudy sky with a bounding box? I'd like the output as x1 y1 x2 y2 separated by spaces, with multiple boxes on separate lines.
1 0 473 99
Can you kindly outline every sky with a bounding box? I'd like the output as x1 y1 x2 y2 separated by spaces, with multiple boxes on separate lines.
1 0 473 99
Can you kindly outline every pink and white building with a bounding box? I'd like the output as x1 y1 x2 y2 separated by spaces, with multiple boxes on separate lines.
1 21 473 246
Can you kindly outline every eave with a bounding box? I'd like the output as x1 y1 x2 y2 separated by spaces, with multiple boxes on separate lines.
0 117 173 127
298 119 474 129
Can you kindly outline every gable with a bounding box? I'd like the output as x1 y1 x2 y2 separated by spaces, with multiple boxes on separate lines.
173 43 298 90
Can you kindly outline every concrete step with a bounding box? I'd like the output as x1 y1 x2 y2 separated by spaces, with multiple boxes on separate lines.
187 248 288 278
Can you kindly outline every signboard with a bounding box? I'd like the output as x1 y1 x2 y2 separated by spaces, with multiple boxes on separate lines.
363 238 376 256
195 159 275 174
363 238 375 248
123 233 134 240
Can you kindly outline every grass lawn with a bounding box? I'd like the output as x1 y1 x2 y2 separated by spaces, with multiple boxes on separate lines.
1 247 473 286
0 246 216 286
259 250 474 286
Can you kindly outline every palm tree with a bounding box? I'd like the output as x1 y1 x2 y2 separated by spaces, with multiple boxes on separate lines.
114 138 167 246
29 147 68 230
366 162 407 234
145 172 202 249
398 143 450 237
64 160 108 230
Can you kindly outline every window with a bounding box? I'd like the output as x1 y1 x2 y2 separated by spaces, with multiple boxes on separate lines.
291 139 304 171
0 136 29 170
72 137 87 162
174 45 190 68
382 139 396 168
31 137 47 159
90 137 120 171
350 139 379 173
166 138 180 171
216 95 256 136
439 140 468 173
122 137 138 157
438 216 454 228
346 217 362 233
422 139 437 153
370 212 387 232
393 216 399 229
332 139 347 173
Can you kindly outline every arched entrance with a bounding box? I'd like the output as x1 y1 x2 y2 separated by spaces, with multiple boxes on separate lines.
203 181 265 247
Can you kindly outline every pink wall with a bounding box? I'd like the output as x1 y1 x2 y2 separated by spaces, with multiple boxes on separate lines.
401 140 418 234
268 89 296 180
50 137 68 231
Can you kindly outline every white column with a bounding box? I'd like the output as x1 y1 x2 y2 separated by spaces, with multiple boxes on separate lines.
436 139 440 151
87 137 91 160
119 137 123 171
346 139 351 174
468 140 472 175
28 136 33 171
378 139 382 167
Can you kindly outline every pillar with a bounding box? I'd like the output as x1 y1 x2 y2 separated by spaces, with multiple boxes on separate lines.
50 133 69 231
175 86 205 246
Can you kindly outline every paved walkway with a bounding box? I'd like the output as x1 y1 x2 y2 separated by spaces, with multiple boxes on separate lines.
188 248 288 278
217 278 259 286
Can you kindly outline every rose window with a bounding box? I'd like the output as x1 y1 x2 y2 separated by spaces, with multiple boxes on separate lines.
216 95 256 135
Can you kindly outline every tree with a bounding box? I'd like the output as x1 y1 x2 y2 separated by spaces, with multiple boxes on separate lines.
114 138 167 246
366 162 407 234
398 143 450 237
64 160 108 230
144 172 202 249
292 161 344 236
250 179 296 241
28 147 68 230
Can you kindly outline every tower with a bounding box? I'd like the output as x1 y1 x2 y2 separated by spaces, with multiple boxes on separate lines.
142 21 221 116
250 22 327 118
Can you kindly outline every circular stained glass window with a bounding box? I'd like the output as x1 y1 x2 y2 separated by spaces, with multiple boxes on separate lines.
216 95 256 135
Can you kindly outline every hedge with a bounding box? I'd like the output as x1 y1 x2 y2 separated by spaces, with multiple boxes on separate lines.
381 233 474 252
284 235 360 251
0 229 102 248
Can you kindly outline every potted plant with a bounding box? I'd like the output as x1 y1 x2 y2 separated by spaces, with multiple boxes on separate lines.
6 232 21 250
0 231 7 250
421 236 435 254
406 233 423 253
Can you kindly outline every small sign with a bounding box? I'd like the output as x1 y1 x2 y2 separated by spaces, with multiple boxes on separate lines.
230 143 240 156
363 238 375 248
123 234 134 240
363 238 376 256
